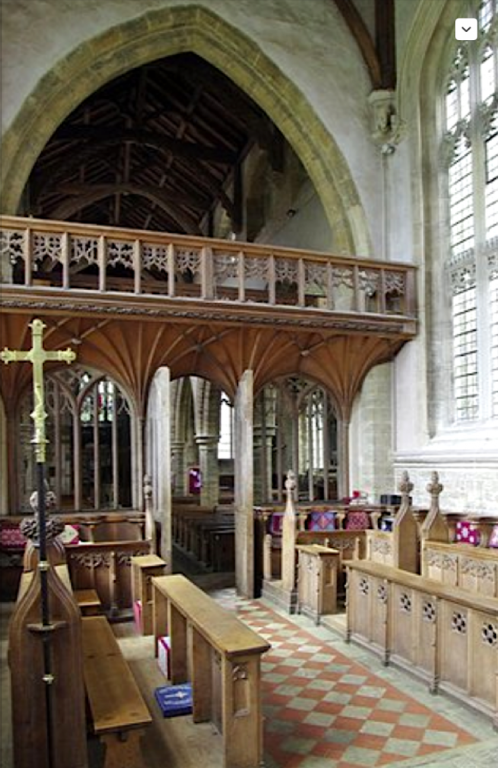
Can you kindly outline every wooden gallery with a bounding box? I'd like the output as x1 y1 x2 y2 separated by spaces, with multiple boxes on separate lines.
1 2 497 768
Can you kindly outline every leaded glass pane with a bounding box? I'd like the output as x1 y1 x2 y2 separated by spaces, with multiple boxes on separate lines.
481 46 495 103
446 80 459 131
449 139 475 255
479 0 495 32
453 288 479 420
491 274 498 415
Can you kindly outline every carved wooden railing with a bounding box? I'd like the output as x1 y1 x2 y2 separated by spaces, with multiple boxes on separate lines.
346 560 498 725
0 215 417 321
65 539 151 615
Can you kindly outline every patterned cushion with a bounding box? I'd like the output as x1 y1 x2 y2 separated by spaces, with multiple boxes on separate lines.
488 525 498 548
270 512 284 536
344 510 371 530
0 525 27 549
455 520 481 546
308 511 336 531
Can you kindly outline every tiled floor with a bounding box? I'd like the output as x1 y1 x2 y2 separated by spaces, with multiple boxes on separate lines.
211 589 498 768
2 589 497 768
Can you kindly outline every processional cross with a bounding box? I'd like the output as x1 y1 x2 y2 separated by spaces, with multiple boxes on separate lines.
1 318 76 462
1 318 76 768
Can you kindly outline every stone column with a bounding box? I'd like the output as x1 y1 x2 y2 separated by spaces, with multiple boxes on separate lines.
337 418 350 500
253 425 264 504
196 434 219 506
171 439 187 495
148 367 172 572
234 370 254 597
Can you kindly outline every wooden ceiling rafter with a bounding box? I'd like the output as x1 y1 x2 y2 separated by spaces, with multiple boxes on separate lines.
333 0 396 90
53 127 237 164
27 53 259 235
49 188 203 235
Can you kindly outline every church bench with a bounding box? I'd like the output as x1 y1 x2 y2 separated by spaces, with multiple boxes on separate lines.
173 508 233 556
18 565 102 615
172 505 219 548
186 512 234 556
421 540 498 597
204 527 235 571
0 511 147 601
152 573 270 768
419 475 498 596
346 559 498 727
65 538 151 614
81 615 152 768
265 528 366 582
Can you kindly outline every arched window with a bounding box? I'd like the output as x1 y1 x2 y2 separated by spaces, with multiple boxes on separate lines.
218 392 233 459
443 0 498 421
17 367 133 511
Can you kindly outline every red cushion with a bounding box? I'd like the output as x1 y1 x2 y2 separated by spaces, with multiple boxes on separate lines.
344 510 371 530
455 520 481 546
0 526 27 549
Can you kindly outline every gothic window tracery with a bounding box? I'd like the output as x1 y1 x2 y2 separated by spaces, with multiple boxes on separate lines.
17 366 132 511
443 0 498 421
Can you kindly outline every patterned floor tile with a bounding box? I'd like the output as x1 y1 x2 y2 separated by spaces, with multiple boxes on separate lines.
213 596 480 768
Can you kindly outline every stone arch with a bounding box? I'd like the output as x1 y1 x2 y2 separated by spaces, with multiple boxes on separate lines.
0 4 369 255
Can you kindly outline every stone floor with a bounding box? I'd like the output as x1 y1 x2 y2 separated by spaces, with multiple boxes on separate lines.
2 589 497 768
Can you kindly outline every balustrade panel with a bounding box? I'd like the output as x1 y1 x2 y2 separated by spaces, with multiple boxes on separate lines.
0 216 417 322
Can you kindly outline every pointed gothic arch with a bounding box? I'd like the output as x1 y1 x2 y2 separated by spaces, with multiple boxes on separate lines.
0 5 369 255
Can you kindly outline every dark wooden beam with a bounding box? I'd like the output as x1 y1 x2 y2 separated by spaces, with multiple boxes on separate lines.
49 188 202 234
53 126 237 164
32 143 235 221
58 182 210 210
333 0 382 89
375 0 396 89
233 164 243 235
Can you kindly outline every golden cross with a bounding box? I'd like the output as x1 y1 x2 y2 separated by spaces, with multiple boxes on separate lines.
1 319 76 463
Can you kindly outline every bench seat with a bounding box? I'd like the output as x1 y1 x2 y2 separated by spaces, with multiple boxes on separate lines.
81 616 152 768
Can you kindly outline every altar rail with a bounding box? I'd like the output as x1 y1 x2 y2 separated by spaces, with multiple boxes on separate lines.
346 560 498 726
0 215 417 319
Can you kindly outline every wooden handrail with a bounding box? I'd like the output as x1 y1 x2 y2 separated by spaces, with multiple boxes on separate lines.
0 215 417 322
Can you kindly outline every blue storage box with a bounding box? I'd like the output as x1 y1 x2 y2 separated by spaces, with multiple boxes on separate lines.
154 683 193 717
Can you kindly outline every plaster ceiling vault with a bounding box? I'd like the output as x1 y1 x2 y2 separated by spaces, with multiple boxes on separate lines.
25 53 277 236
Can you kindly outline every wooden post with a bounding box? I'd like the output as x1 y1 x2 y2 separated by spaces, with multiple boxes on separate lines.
281 470 297 593
234 370 254 597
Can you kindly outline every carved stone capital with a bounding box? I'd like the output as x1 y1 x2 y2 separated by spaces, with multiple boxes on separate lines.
367 89 406 150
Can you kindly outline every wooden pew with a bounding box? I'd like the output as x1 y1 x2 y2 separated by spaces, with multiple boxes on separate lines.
18 564 102 614
365 471 425 573
10 549 88 768
65 539 151 614
420 471 498 596
346 559 498 727
81 615 152 768
152 573 270 768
